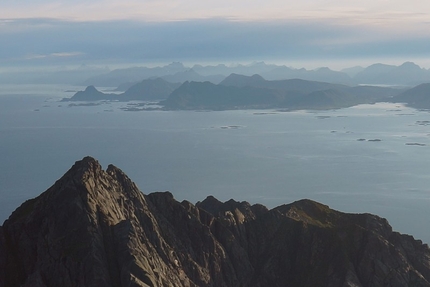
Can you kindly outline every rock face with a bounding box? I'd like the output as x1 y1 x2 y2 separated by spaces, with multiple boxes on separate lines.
1 157 430 287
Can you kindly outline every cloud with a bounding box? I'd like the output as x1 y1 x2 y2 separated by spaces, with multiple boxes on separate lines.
1 0 430 27
25 54 48 60
24 52 83 60
50 52 84 58
0 18 429 68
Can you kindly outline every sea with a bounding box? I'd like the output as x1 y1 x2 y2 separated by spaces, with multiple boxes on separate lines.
1 84 429 244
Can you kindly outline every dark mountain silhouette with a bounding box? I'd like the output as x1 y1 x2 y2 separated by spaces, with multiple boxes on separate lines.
1 156 429 286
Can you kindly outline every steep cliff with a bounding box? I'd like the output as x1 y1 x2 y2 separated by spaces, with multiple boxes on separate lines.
1 157 429 287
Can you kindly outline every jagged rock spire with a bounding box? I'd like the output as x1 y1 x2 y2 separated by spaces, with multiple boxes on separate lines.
1 157 429 287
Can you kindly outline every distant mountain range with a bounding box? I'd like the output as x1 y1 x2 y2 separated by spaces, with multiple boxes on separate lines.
162 75 401 110
66 71 430 111
81 61 430 88
3 61 430 87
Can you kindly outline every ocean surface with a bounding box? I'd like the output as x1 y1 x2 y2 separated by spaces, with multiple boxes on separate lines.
1 84 429 243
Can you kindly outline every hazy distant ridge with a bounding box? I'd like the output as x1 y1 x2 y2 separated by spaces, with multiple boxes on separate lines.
2 61 429 87
81 61 430 88
354 62 430 86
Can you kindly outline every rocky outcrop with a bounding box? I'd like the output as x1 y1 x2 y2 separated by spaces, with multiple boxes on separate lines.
1 157 429 286
64 79 180 102
64 85 118 101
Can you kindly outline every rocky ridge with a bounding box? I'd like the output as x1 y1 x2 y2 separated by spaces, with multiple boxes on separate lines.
1 157 429 286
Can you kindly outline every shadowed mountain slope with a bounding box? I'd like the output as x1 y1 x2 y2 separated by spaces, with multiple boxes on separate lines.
162 75 401 110
392 83 430 109
1 157 429 286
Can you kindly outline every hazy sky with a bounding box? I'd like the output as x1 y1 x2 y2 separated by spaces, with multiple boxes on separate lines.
1 0 430 69
2 0 430 23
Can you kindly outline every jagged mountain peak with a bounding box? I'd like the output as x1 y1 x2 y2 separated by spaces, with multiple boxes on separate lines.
55 156 137 195
1 157 430 287
65 155 102 177
7 156 143 227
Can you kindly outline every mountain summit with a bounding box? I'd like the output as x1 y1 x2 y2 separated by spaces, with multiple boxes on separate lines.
1 157 429 286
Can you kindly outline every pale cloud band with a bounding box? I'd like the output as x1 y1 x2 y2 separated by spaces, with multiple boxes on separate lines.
1 1 429 42
1 1 429 68
25 52 84 60
1 0 430 27
0 17 429 69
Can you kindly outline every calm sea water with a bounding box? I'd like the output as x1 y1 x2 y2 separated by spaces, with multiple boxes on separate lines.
1 84 429 243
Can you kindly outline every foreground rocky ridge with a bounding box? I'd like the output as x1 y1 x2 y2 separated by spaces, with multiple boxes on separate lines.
1 157 429 286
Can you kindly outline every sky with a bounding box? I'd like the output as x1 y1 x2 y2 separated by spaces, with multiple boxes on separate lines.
1 0 430 70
